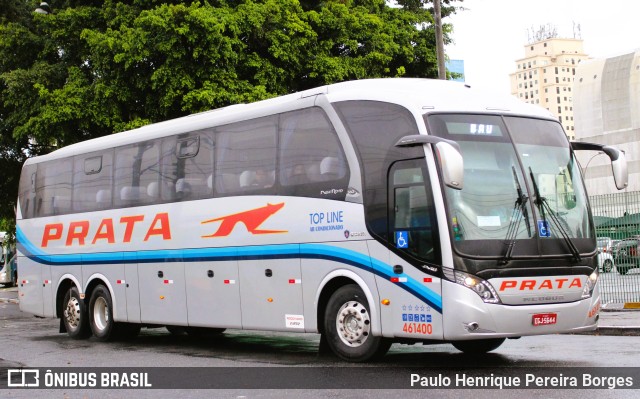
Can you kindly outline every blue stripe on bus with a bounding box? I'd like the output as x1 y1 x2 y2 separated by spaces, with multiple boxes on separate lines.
16 227 443 313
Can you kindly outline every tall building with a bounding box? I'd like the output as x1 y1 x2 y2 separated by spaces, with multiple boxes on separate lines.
573 49 640 196
510 38 590 141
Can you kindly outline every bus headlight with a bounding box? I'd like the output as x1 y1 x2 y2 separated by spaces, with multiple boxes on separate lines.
581 270 599 299
443 268 501 304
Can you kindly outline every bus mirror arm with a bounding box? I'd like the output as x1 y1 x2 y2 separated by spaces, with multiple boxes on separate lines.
395 135 464 190
571 142 628 190
395 135 460 152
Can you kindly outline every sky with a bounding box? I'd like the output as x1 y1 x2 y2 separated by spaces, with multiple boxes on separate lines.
445 0 640 95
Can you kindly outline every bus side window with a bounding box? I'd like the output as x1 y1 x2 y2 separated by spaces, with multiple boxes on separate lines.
278 107 348 199
161 131 214 202
18 165 37 219
114 140 160 207
214 116 277 196
72 151 113 212
35 159 72 217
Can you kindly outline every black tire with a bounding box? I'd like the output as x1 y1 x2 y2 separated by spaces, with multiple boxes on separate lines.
88 284 117 341
324 284 391 362
603 259 613 273
62 286 91 339
452 338 506 354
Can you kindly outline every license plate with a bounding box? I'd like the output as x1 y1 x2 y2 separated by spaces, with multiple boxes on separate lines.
532 313 557 326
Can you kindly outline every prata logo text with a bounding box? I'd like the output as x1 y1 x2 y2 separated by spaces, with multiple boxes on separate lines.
499 278 583 291
41 213 171 247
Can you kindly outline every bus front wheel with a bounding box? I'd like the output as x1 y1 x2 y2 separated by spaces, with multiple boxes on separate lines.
62 286 91 339
324 284 390 362
451 338 506 354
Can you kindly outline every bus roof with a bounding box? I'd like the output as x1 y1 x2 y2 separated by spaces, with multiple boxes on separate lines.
24 78 555 165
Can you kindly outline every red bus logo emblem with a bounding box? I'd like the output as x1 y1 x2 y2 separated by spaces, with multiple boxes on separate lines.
201 203 287 238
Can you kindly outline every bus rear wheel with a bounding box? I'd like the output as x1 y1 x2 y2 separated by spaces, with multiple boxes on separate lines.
324 284 390 362
89 284 119 342
62 286 91 339
452 338 506 354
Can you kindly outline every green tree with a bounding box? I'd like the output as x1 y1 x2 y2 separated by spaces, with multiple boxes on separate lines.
0 0 461 236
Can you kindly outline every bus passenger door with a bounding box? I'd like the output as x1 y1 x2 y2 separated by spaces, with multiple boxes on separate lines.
137 258 188 326
377 159 444 340
239 246 304 331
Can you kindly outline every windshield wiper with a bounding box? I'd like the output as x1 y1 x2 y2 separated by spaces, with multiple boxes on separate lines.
528 167 581 262
501 166 531 264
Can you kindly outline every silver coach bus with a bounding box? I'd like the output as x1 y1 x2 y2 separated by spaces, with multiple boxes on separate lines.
16 79 627 361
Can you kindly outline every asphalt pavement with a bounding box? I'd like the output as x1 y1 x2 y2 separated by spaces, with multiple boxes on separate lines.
1 286 638 335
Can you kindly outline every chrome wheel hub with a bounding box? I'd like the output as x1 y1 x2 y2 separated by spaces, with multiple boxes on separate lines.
93 297 109 332
336 300 371 347
64 297 81 331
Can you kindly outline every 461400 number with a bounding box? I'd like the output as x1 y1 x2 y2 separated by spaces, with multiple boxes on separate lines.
402 323 432 335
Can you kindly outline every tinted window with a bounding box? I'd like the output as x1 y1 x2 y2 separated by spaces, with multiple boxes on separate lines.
20 107 351 218
18 164 37 219
334 101 423 241
73 151 113 212
114 141 160 207
215 116 277 195
390 160 440 264
160 131 214 202
279 108 348 199
36 159 73 217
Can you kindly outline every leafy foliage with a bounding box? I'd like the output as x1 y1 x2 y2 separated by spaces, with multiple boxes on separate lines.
0 0 461 234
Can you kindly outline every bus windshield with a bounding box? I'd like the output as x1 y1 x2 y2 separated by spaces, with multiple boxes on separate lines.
426 114 593 259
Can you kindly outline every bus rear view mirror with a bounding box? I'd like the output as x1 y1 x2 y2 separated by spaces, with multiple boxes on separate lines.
435 141 464 190
396 135 464 190
610 149 628 190
571 142 628 190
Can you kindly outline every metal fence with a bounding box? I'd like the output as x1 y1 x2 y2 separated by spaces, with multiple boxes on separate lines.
590 190 640 304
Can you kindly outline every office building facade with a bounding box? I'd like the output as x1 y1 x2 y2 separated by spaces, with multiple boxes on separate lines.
510 38 590 141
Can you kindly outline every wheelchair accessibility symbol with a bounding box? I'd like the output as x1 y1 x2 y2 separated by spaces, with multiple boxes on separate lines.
396 231 409 248
538 220 551 237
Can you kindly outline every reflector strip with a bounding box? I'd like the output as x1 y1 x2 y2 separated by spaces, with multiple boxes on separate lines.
43 280 51 284
116 280 126 285
424 278 432 283
22 280 28 284
288 279 302 284
163 279 173 284
391 277 408 283
224 279 236 284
